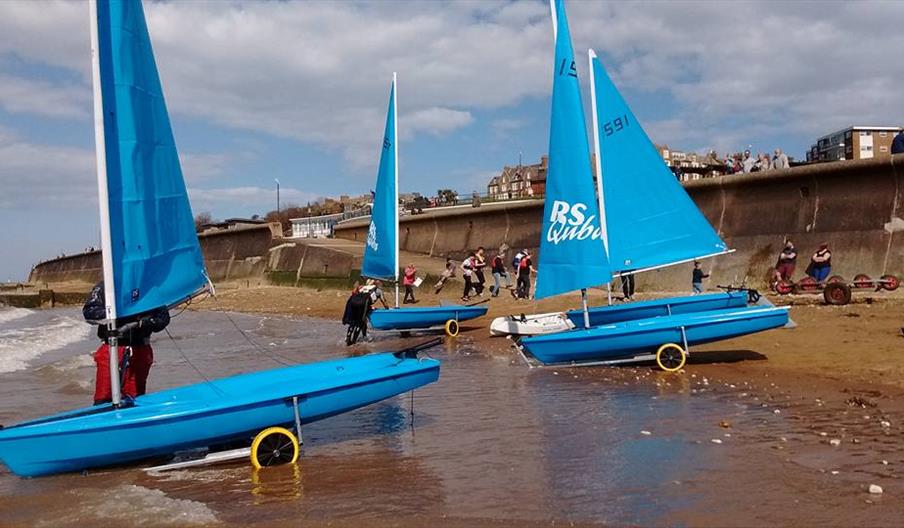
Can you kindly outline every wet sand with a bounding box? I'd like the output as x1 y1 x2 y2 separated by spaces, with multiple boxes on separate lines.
197 284 904 525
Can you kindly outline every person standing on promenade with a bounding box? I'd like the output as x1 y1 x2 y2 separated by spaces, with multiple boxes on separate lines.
692 261 710 294
461 252 476 301
775 241 797 281
473 247 487 297
892 130 904 154
82 281 169 405
742 149 756 173
402 263 417 304
515 250 537 299
807 243 832 283
434 258 456 293
772 148 790 169
490 247 513 297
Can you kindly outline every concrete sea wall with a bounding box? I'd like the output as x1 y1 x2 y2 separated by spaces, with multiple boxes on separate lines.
335 154 904 291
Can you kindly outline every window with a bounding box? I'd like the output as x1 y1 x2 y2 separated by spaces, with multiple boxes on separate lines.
860 131 870 137
880 146 888 152
880 132 887 137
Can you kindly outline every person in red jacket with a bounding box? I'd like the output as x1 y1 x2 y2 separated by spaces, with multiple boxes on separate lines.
82 281 170 405
402 263 418 304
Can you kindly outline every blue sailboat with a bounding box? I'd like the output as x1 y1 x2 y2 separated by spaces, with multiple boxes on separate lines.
363 75 487 336
0 0 439 478
516 1 789 368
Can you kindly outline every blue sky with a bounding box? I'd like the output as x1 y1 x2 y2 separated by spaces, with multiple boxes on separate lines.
1 0 902 281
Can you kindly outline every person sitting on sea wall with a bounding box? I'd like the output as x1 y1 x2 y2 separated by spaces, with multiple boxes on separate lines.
892 130 904 154
775 241 797 281
82 281 169 405
402 263 417 304
806 243 832 283
692 261 710 294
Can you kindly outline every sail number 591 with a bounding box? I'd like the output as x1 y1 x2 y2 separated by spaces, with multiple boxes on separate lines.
602 114 629 137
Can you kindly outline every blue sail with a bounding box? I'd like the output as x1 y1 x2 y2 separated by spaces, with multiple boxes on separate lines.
535 0 611 300
589 50 728 274
95 0 207 319
361 75 398 281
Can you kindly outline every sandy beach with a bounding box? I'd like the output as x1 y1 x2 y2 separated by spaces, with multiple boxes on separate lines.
196 282 904 523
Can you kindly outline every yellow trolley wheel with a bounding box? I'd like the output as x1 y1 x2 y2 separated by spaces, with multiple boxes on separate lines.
656 343 686 372
250 426 299 469
444 319 460 337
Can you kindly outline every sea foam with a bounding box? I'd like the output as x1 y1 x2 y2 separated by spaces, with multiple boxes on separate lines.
0 306 33 325
0 316 92 374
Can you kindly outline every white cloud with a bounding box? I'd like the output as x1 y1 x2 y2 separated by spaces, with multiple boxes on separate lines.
1 0 903 161
0 132 95 208
404 107 474 137
188 185 318 214
0 74 89 119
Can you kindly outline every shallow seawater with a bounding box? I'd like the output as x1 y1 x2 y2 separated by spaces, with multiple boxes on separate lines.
0 306 777 526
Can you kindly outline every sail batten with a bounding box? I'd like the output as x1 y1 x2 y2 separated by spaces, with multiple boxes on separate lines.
361 75 399 281
92 0 208 320
534 0 611 300
589 50 728 274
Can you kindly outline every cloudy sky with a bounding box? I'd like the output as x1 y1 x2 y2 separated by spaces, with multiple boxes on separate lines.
1 0 902 280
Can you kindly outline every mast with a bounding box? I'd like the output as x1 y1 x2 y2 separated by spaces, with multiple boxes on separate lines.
588 49 610 260
590 48 611 308
393 72 400 308
89 0 122 407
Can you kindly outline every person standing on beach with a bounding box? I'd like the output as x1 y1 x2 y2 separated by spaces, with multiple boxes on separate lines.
461 252 476 301
473 247 487 297
434 258 455 293
807 243 832 283
516 250 537 299
82 281 169 405
692 262 710 294
621 272 635 301
402 263 417 304
490 248 513 297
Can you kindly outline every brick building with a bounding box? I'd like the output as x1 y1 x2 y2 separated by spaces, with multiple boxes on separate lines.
807 126 903 162
487 156 548 200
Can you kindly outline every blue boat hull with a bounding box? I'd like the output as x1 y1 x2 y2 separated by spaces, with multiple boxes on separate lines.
521 306 789 365
0 353 439 477
369 305 488 330
564 291 748 327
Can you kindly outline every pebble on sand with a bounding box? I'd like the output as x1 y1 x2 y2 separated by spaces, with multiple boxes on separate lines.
711 438 723 444
868 484 883 494
829 439 841 446
641 430 652 435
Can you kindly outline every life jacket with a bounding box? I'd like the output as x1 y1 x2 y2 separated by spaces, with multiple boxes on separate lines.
512 252 523 270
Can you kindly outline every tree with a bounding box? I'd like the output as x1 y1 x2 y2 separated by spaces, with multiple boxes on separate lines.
194 212 214 232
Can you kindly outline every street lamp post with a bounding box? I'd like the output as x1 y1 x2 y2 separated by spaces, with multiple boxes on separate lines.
275 178 280 213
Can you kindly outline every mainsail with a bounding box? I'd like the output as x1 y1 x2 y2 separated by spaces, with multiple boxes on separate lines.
589 49 729 275
361 74 399 282
91 0 208 322
535 0 611 300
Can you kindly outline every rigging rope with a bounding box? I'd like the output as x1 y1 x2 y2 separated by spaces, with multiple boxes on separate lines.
163 327 227 397
222 311 296 367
